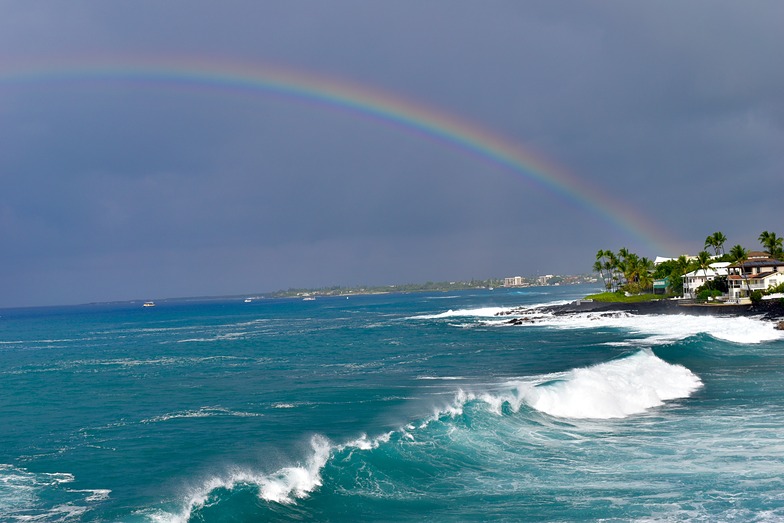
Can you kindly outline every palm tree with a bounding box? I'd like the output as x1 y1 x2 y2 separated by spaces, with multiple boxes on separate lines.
606 251 621 292
629 255 653 292
695 251 711 276
636 256 654 293
759 231 783 259
623 252 639 292
617 248 633 290
705 231 727 256
671 255 690 296
594 250 610 291
728 244 748 263
692 250 712 299
714 231 727 255
704 235 716 255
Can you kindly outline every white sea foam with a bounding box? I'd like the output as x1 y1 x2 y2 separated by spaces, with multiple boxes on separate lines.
530 312 783 345
409 300 576 321
0 464 109 520
431 350 702 421
519 349 702 419
67 488 112 502
420 301 782 345
341 432 392 451
141 407 262 424
410 307 512 319
177 332 248 343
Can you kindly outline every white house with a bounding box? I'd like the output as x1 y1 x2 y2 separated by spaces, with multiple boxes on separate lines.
682 262 730 298
727 252 784 302
504 276 526 287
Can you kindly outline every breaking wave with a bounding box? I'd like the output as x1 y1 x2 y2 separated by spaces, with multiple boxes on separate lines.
148 350 700 520
514 349 701 418
146 432 394 522
422 303 783 345
410 306 512 319
427 349 701 420
529 311 783 345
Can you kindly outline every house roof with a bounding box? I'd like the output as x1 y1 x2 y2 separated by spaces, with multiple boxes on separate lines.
729 257 784 269
729 271 783 280
683 266 728 278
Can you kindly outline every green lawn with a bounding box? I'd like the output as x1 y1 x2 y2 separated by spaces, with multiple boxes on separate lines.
584 292 669 303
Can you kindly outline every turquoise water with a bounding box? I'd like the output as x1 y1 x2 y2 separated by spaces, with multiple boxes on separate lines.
2 285 784 521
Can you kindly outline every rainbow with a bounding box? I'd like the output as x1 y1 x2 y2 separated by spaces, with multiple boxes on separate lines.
0 57 679 254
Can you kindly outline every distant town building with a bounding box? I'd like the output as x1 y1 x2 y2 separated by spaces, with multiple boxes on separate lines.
504 276 525 287
537 274 553 286
505 274 594 288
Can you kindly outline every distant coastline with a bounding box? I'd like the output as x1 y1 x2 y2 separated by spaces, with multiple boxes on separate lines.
263 276 597 300
33 276 593 310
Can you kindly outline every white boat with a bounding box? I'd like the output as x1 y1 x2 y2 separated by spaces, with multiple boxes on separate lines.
303 296 316 301
244 298 253 303
143 301 156 307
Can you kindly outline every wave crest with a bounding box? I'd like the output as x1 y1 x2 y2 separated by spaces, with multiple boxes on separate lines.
431 350 702 421
520 349 702 418
509 310 783 345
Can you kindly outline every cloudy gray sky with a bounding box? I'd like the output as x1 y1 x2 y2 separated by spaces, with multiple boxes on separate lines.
1 1 782 307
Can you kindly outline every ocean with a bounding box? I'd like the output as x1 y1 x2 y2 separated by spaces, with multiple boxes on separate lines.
2 284 783 522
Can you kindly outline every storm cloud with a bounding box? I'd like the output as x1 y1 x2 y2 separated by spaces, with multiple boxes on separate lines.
1 1 782 307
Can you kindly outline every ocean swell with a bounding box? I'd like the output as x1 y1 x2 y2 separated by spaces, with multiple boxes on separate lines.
149 350 701 520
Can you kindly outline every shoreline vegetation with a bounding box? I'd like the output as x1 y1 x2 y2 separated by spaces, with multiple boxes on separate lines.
578 230 784 325
591 230 784 304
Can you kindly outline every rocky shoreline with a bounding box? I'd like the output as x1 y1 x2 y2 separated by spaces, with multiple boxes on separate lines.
497 298 784 328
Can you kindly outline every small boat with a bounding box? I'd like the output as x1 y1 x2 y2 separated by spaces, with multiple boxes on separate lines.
303 296 316 301
143 301 156 307
244 298 253 303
